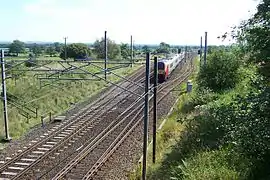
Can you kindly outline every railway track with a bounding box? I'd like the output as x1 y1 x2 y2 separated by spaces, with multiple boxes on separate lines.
0 65 150 179
0 54 195 179
49 57 195 180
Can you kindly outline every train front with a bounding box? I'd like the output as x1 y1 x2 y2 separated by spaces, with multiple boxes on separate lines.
158 61 166 83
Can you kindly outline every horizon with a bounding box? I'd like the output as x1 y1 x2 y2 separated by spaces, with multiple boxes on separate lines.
0 0 258 45
0 40 228 47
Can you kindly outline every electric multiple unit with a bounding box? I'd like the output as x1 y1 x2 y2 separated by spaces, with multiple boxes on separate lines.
157 53 185 82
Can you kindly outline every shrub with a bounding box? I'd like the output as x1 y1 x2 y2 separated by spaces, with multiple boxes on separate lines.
60 43 91 60
189 85 270 179
180 86 219 114
224 86 270 179
197 50 241 92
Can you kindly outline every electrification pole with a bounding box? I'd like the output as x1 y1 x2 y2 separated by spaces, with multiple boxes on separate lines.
130 35 133 66
64 37 68 60
1 50 11 141
200 36 203 65
142 52 150 180
184 46 187 62
204 32 207 65
104 31 108 80
153 56 158 164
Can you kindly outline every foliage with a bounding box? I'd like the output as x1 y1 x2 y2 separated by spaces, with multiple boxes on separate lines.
181 87 218 114
156 42 170 54
59 43 91 60
93 38 120 60
53 42 63 53
120 43 130 59
9 40 25 56
230 0 270 77
173 149 246 180
197 49 241 92
222 86 270 179
177 75 269 179
142 45 150 54
45 46 57 57
31 43 43 56
146 53 270 179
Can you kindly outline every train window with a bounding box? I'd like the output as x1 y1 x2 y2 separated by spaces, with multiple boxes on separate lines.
158 62 164 69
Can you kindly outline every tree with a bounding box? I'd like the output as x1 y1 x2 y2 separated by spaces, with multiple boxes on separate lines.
45 46 57 57
54 42 63 53
59 43 91 60
120 43 130 59
93 38 121 60
9 40 25 56
231 0 270 77
31 43 43 56
157 42 170 54
142 45 150 54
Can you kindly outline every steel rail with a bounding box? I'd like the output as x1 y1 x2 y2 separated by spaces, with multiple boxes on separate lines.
83 62 195 179
51 61 194 179
0 66 146 175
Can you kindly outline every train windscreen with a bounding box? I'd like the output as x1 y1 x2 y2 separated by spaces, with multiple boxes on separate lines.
158 62 164 70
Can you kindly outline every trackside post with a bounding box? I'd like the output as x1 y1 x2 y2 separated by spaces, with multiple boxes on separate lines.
153 56 158 163
142 52 150 180
130 35 133 67
204 31 208 65
200 36 203 66
1 50 11 141
104 31 108 80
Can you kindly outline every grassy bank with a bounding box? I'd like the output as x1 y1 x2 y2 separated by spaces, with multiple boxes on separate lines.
0 62 141 142
130 48 270 180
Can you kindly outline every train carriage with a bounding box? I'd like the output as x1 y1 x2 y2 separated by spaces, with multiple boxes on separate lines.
157 53 185 82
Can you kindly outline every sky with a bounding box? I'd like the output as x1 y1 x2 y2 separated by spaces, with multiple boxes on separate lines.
0 0 259 45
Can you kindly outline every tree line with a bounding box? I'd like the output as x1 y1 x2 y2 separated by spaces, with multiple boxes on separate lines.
2 39 191 60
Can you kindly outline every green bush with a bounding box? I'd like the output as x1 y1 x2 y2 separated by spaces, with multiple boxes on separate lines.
60 43 91 60
187 85 270 179
181 87 219 114
223 86 270 179
197 50 241 92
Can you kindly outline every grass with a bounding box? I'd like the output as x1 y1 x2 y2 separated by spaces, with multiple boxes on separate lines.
4 54 62 61
176 149 241 180
0 61 141 144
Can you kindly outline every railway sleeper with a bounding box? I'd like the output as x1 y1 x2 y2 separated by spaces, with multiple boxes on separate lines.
66 173 83 180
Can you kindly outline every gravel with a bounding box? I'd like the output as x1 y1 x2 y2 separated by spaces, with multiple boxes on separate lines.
0 66 145 162
0 55 195 180
92 55 195 180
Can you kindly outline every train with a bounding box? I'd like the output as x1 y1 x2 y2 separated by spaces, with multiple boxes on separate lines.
158 53 185 82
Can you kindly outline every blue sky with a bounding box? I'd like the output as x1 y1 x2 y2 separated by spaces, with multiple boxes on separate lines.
0 0 258 45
